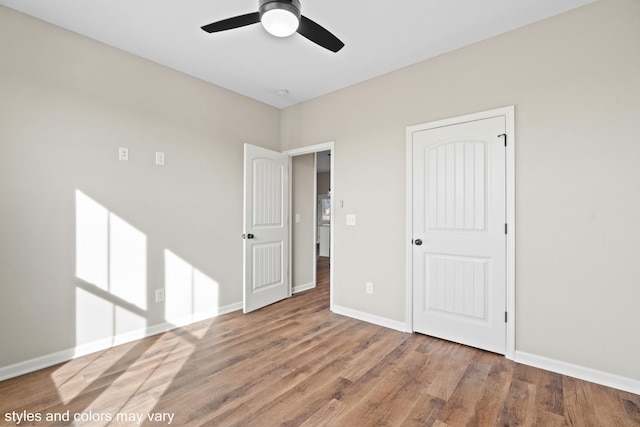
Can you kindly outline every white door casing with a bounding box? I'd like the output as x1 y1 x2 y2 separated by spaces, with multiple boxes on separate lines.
243 144 290 313
408 108 514 356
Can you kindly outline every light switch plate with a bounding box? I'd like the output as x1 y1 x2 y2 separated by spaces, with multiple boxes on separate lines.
155 152 165 166
346 214 356 226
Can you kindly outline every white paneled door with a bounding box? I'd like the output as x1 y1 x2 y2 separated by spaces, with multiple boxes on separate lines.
411 116 506 354
243 144 290 313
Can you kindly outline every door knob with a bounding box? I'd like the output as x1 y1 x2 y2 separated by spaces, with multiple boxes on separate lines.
414 239 423 246
242 234 255 239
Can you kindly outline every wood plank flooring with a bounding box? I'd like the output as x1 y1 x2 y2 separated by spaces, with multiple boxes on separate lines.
1 256 639 426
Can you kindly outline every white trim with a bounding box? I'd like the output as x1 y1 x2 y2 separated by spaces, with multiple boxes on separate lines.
332 305 409 333
0 348 76 383
0 302 241 382
516 351 640 395
405 127 414 333
312 153 318 287
405 106 516 359
504 107 516 360
293 282 316 294
284 142 333 156
284 141 335 311
287 154 294 298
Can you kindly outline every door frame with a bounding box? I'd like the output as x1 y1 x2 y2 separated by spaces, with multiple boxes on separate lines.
405 106 515 360
284 141 335 310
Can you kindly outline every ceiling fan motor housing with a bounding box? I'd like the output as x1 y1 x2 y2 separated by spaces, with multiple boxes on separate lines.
259 0 301 21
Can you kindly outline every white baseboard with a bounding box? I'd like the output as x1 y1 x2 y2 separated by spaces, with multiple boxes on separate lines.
0 302 242 382
293 282 315 294
515 351 640 395
332 304 408 333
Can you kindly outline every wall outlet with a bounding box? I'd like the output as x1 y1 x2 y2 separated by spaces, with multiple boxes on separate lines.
155 288 165 303
118 147 129 161
366 282 373 295
346 214 357 226
155 151 165 166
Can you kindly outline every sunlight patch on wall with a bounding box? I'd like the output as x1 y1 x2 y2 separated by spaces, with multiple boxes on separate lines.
75 287 116 343
75 190 147 310
109 214 147 310
74 190 148 348
74 286 147 348
164 249 219 332
75 190 109 290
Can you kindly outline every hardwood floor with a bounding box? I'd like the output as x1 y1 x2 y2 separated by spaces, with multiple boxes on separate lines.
1 256 638 426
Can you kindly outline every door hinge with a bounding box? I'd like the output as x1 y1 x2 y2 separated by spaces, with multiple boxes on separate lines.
505 312 508 323
499 133 507 146
505 223 508 235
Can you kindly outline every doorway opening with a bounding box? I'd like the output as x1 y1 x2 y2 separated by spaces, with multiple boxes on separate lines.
315 151 331 303
286 142 335 310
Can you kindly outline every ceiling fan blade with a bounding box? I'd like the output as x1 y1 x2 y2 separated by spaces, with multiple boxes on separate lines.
297 15 344 53
201 12 260 33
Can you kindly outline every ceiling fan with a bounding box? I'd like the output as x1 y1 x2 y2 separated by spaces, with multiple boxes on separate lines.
201 0 344 53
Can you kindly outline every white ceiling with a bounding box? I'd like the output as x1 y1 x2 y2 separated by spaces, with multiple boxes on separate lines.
0 0 596 109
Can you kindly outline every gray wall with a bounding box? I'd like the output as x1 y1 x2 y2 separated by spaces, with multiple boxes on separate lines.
281 0 640 381
0 6 280 368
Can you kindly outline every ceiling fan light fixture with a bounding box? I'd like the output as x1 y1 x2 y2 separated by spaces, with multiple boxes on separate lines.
259 0 301 38
202 0 344 53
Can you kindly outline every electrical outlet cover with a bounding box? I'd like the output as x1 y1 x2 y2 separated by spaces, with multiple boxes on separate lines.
118 147 129 161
